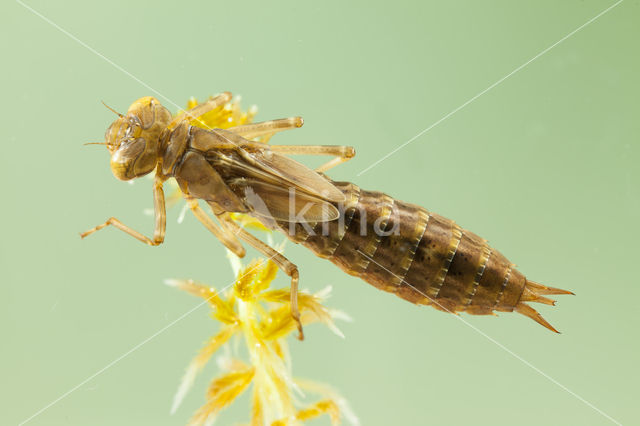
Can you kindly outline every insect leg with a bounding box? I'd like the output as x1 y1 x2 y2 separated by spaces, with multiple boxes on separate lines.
168 92 233 128
268 144 356 173
228 117 303 142
185 198 246 257
80 175 167 245
219 213 304 340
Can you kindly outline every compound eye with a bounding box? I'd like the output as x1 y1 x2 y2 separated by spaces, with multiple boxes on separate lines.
125 118 142 138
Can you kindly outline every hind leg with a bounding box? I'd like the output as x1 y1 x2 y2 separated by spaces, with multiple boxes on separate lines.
268 144 356 172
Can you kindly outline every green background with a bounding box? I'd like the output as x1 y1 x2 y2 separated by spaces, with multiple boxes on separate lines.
2 0 638 425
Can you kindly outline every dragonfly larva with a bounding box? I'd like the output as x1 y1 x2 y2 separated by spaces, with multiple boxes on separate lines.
82 93 572 339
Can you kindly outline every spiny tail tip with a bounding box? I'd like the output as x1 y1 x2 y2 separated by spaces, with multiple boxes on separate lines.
515 303 561 334
527 280 574 296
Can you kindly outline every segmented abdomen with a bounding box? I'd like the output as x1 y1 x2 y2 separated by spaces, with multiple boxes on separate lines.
274 181 570 332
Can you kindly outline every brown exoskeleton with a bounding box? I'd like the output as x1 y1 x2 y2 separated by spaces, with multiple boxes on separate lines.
83 92 571 340
82 93 355 339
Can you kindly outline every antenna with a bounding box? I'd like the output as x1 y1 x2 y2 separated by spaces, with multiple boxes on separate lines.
101 100 123 117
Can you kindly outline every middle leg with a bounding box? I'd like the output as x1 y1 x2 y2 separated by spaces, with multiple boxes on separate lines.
218 213 304 340
228 117 304 142
186 198 246 257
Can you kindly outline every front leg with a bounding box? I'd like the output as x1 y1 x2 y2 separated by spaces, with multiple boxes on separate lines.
219 213 304 340
80 175 167 245
168 92 233 129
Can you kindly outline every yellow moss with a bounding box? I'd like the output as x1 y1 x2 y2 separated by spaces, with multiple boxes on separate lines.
189 367 255 426
169 258 357 425
182 94 257 130
229 212 272 232
295 400 340 424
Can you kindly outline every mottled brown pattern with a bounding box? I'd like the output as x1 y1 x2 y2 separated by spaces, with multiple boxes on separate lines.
272 181 569 331
436 231 487 313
